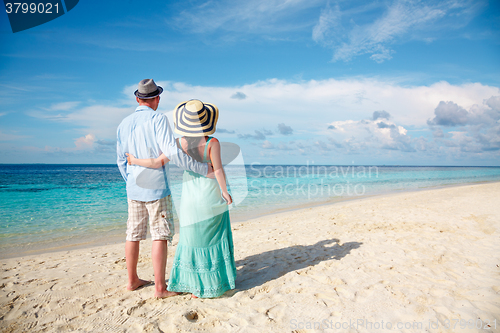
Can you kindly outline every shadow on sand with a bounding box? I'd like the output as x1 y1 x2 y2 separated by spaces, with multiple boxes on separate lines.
234 238 362 292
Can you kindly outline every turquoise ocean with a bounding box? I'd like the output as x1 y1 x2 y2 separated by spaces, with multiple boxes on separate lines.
1 164 500 258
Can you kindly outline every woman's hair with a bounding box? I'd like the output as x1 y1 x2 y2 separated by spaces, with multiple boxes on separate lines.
184 136 204 162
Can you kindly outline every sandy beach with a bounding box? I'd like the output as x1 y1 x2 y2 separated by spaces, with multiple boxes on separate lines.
1 182 499 332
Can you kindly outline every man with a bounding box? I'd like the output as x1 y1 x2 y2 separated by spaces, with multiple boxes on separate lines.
117 79 212 298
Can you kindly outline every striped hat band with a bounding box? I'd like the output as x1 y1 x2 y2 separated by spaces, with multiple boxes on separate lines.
173 99 219 137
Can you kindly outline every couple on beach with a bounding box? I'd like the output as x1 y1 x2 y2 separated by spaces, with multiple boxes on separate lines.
116 79 236 299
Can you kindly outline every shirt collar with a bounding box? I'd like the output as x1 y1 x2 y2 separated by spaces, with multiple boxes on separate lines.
135 105 155 112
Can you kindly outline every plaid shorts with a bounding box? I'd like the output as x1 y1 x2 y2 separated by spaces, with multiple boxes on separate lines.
126 196 174 243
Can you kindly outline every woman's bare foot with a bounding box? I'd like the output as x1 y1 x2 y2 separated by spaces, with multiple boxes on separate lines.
127 278 151 291
191 294 198 299
154 291 181 299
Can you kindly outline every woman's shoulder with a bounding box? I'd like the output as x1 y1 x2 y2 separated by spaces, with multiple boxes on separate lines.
177 137 188 152
207 137 220 149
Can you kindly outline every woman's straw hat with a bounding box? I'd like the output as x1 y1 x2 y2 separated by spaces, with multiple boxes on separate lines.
173 99 219 137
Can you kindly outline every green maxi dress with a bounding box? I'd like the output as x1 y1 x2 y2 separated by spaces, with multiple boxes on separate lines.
167 137 237 298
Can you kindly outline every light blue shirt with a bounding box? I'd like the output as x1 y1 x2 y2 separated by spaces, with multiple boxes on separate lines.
117 105 208 201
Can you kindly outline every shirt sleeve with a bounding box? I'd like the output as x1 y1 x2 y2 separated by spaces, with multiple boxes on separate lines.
155 114 208 176
116 129 128 182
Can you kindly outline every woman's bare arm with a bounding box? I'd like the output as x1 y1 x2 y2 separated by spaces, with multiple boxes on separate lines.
208 138 232 205
126 153 170 169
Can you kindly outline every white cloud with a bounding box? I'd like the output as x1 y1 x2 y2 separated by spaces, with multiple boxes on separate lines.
372 110 391 120
231 92 247 100
313 0 484 62
23 133 114 156
429 96 500 153
64 105 132 139
238 130 267 140
45 101 81 112
243 92 500 160
74 134 96 150
277 123 293 135
32 78 500 137
28 104 132 140
261 140 274 149
25 78 500 163
171 0 323 35
154 78 499 133
326 115 417 152
485 95 500 110
427 101 469 126
312 3 342 44
0 130 29 141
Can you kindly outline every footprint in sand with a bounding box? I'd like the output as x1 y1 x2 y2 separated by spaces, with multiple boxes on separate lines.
126 300 146 316
334 286 355 301
150 304 174 317
353 284 377 303
314 292 340 305
184 310 199 321
252 285 271 296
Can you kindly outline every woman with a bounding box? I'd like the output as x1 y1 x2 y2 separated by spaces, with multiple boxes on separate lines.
127 99 236 298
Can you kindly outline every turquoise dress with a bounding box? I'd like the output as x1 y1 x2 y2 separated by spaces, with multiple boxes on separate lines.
167 137 237 298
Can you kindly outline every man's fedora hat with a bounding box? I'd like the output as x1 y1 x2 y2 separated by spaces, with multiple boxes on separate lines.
134 79 163 99
173 99 219 137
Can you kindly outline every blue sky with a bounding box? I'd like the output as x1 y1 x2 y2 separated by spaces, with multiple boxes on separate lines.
0 0 499 165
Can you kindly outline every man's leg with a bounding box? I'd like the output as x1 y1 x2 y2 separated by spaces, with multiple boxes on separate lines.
125 240 150 290
125 199 150 291
152 239 176 297
147 196 179 298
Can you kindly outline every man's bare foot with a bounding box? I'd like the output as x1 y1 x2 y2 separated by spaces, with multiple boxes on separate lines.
154 290 181 299
126 278 151 291
191 294 198 299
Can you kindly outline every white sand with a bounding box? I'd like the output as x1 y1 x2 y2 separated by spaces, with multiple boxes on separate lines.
1 183 499 332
